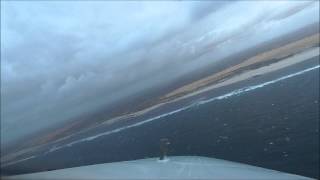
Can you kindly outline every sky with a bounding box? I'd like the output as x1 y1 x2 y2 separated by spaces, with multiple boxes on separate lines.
1 1 319 146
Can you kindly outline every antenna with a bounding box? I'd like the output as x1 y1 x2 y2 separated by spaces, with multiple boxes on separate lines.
159 138 170 160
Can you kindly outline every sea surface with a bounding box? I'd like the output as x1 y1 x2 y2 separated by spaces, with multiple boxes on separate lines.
2 56 319 178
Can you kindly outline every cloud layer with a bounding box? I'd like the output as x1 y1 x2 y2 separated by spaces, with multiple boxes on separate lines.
1 1 319 146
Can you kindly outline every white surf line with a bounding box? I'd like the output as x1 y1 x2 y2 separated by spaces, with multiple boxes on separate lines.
3 65 319 167
41 65 320 153
177 47 320 102
197 65 319 105
47 105 194 151
1 106 193 167
1 156 36 167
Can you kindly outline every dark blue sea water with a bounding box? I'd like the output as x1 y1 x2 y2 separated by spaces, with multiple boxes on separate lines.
2 57 319 178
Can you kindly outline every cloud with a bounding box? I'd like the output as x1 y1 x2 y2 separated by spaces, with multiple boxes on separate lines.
1 1 319 146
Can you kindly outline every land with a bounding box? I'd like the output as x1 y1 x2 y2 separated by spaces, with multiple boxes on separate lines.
1 29 319 169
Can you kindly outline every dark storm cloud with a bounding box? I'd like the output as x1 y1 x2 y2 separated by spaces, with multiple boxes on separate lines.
1 1 319 146
189 1 230 21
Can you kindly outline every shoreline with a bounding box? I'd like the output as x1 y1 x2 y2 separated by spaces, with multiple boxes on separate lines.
1 33 319 167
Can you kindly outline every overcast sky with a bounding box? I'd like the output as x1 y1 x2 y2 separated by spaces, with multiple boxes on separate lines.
1 1 319 146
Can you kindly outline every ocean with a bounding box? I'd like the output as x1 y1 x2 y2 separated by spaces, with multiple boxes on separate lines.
2 57 319 178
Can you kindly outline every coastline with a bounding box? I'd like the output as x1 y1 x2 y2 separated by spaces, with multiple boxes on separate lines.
1 33 319 168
